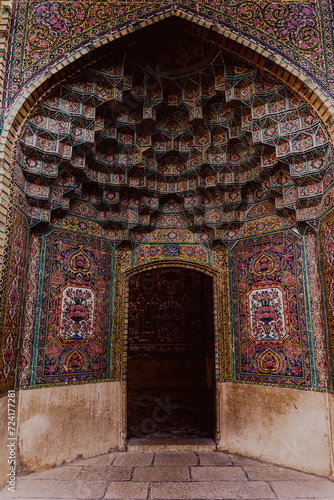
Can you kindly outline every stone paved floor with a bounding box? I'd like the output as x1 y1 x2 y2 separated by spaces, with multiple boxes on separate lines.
1 451 334 500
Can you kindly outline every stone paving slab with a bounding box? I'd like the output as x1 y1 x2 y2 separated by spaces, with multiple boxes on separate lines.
0 480 107 498
1 450 334 499
191 465 247 481
19 466 82 481
198 451 233 466
127 437 216 451
105 481 149 499
132 465 190 481
150 480 276 499
113 452 154 467
153 451 198 466
79 466 132 481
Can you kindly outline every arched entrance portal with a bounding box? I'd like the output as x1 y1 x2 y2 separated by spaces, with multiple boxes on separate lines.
126 266 215 443
1 10 333 480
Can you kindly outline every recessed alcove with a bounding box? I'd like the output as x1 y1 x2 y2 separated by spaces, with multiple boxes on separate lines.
127 267 215 441
0 9 334 484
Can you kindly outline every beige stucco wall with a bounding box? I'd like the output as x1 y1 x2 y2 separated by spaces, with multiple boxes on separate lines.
1 380 333 481
217 382 334 477
327 392 334 474
0 396 9 490
16 381 125 473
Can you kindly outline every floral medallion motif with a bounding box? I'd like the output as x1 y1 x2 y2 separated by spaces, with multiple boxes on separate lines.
248 286 288 343
68 249 92 274
2 334 14 379
13 226 24 265
35 231 112 386
232 231 310 385
304 229 329 389
32 2 72 37
62 348 89 373
254 348 287 374
8 276 20 320
253 253 277 277
320 211 334 384
277 4 316 39
59 285 95 341
0 211 28 395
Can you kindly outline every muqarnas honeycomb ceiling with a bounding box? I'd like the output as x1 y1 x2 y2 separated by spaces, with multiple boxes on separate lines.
15 22 333 246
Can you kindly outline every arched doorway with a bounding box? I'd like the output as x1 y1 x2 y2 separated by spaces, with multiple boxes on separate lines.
126 266 215 443
1 10 333 479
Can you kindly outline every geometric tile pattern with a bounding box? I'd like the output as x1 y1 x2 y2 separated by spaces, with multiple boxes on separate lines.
320 208 334 385
232 230 311 386
2 4 333 394
15 226 235 389
0 209 28 395
31 230 113 387
12 217 331 391
304 228 330 389
14 36 333 247
4 203 330 391
18 232 42 387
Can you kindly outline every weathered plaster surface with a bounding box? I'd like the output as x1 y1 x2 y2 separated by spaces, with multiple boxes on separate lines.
16 382 124 472
3 381 334 481
217 382 333 477
326 393 334 475
0 396 9 490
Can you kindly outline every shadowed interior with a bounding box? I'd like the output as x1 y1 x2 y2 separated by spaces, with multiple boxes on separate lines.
127 267 215 439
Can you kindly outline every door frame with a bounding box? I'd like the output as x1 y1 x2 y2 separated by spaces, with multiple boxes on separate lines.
120 258 227 446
